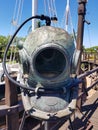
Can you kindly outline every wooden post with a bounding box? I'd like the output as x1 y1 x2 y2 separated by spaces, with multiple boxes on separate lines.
76 0 87 74
94 53 96 64
5 76 19 130
76 0 87 109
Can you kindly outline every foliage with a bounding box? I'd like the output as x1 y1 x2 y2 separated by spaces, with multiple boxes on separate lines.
83 46 98 53
0 35 9 49
37 20 45 28
0 35 25 61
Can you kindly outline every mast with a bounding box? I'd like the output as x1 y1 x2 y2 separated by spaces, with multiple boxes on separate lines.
76 0 87 75
76 0 88 109
32 0 38 31
65 0 70 31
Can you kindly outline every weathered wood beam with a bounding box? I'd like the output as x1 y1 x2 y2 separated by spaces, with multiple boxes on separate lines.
5 76 19 130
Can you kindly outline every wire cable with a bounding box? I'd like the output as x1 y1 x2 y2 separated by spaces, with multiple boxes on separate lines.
3 15 51 91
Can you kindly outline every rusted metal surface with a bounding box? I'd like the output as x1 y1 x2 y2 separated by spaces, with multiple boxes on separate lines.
18 26 75 86
18 26 79 121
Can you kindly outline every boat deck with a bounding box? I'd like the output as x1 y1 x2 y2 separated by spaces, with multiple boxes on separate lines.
21 91 98 130
59 91 98 130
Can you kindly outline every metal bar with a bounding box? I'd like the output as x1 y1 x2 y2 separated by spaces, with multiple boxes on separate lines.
78 79 98 99
19 111 26 130
78 67 98 79
69 117 74 130
44 121 49 130
32 0 38 30
50 118 67 130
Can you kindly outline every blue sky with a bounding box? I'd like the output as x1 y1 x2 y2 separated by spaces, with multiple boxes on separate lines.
0 0 98 48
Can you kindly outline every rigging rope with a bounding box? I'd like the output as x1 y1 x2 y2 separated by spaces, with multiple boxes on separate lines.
9 0 24 62
43 0 58 26
11 0 24 28
44 0 47 15
53 0 57 17
17 0 24 26
12 0 18 26
86 24 92 48
69 7 77 44
47 0 51 17
60 0 76 45
50 0 55 16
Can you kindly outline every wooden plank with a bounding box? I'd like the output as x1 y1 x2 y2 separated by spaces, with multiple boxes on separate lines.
83 91 98 106
5 76 18 106
5 76 19 130
72 91 98 130
0 102 23 117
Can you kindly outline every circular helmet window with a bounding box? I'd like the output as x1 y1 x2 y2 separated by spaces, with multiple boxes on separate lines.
33 47 67 79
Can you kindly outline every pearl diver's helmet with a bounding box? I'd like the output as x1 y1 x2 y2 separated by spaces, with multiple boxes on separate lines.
3 15 81 121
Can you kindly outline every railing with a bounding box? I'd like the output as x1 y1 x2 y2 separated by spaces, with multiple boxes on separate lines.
0 51 19 63
82 52 98 64
78 67 98 99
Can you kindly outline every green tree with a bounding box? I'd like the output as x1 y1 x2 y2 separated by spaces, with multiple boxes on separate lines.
85 46 98 53
0 35 9 60
0 35 25 62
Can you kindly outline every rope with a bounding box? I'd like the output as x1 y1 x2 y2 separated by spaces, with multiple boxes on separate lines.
11 0 24 29
18 0 24 25
50 0 53 15
47 0 51 17
53 0 57 16
61 1 75 32
12 0 18 23
43 0 58 27
9 0 24 62
86 23 92 48
44 0 47 15
52 0 59 27
9 0 18 36
69 7 77 46
16 0 24 26
61 6 66 29
61 1 69 30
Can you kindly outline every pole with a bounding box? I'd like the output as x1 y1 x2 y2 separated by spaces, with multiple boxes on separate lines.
32 0 38 31
76 0 87 109
76 0 87 75
65 0 70 31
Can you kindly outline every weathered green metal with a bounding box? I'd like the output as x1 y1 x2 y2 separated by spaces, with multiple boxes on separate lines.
18 26 79 120
18 26 75 87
